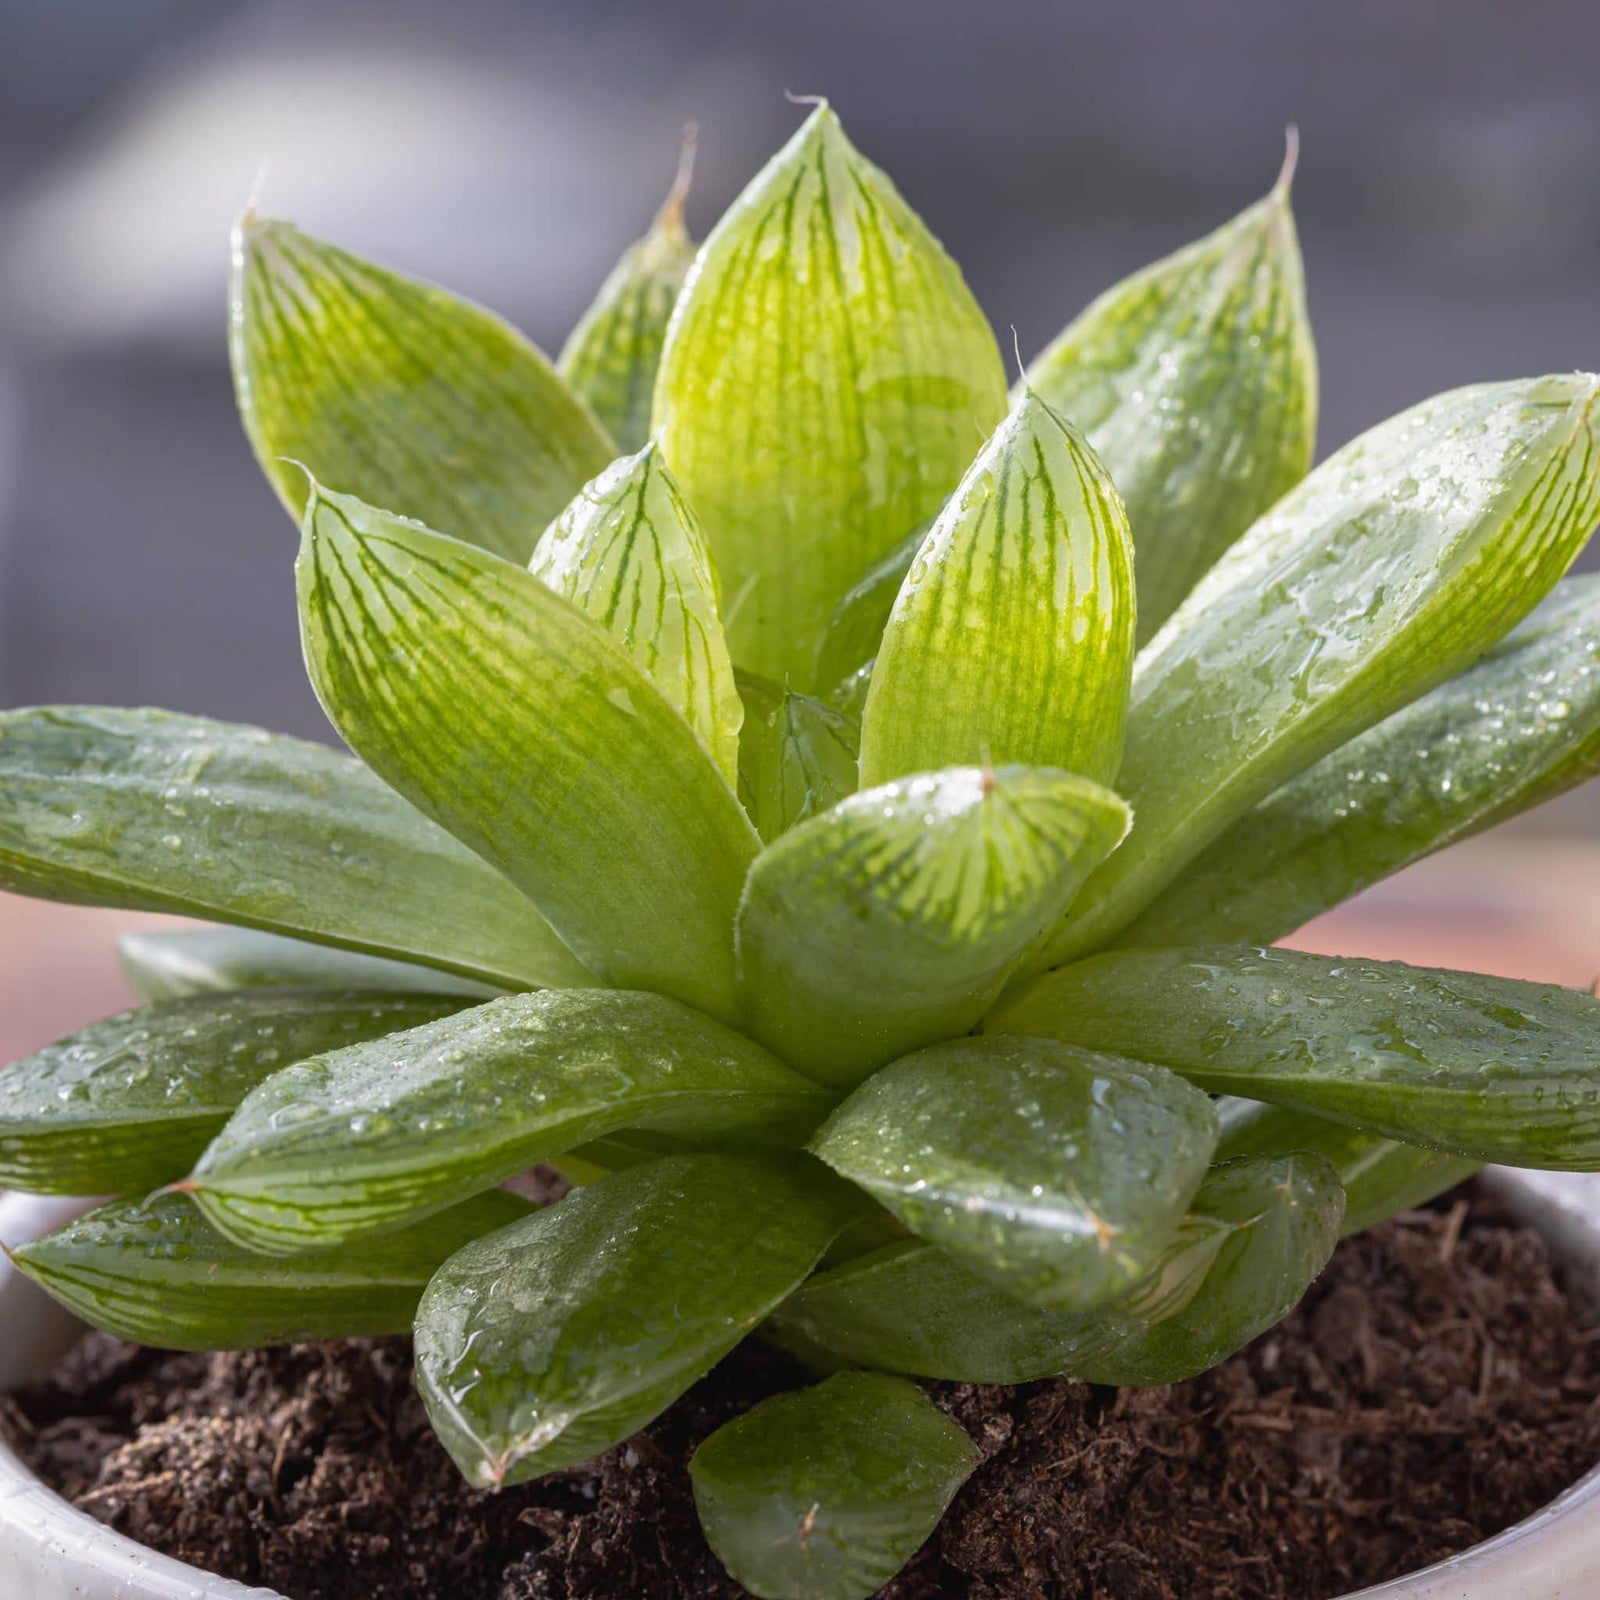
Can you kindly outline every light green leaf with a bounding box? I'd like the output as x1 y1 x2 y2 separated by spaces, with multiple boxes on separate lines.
1118 573 1600 948
1039 374 1600 967
828 661 875 723
530 442 742 782
231 216 613 562
734 670 859 843
118 927 499 1004
556 144 697 453
858 392 1134 790
1026 146 1316 641
736 766 1129 1089
298 484 760 1019
11 1188 532 1351
414 1153 858 1487
0 989 464 1196
1214 1097 1478 1237
0 707 589 991
690 1371 978 1600
653 103 1007 688
992 945 1600 1169
814 523 927 697
810 1036 1217 1310
188 989 835 1254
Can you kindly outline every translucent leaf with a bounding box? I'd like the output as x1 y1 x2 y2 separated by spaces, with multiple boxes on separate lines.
1038 374 1600 967
1026 145 1316 641
0 706 589 991
11 1188 531 1351
690 1372 978 1600
736 766 1129 1089
994 945 1600 1168
809 1036 1217 1310
653 103 1007 689
734 670 859 843
188 989 834 1254
814 522 928 697
1119 572 1600 948
858 392 1134 790
231 216 612 562
530 443 742 782
118 927 499 1004
556 139 697 453
413 1153 858 1487
0 989 464 1196
298 484 759 1019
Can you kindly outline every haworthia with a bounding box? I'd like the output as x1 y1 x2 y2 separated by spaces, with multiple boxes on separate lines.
859 391 1135 790
0 707 590 991
814 523 927 697
1026 146 1316 641
118 927 500 1004
11 1189 532 1351
734 670 859 844
231 216 613 562
557 140 697 453
0 989 464 1196
1214 1097 1478 1237
809 1037 1217 1310
188 989 835 1254
736 766 1129 1089
1038 375 1600 967
530 443 742 782
297 484 760 1020
413 1153 859 1486
993 945 1600 1168
689 1372 979 1600
653 103 1007 689
1119 573 1600 948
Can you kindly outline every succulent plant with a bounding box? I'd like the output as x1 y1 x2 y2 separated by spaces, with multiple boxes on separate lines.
3 101 1600 1600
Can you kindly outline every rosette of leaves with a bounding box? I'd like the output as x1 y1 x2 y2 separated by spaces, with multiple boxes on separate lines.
4 104 1600 1600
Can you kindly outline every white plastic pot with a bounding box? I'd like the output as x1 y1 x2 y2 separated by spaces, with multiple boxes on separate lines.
1 1173 1598 1600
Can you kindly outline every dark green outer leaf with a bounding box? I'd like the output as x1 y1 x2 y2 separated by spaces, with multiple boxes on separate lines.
298 486 760 1020
11 1189 532 1351
734 670 860 844
0 706 591 991
232 217 613 562
814 524 927 697
1118 573 1600 948
992 945 1600 1169
414 1153 860 1487
809 1036 1217 1310
0 989 464 1195
689 1371 978 1600
189 990 835 1254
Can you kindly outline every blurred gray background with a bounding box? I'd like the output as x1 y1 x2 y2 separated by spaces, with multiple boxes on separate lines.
0 0 1597 821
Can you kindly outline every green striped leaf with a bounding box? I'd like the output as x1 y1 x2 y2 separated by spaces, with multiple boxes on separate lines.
1214 1097 1478 1238
858 392 1134 790
736 766 1129 1089
993 945 1600 1168
1039 375 1600 968
809 1036 1217 1310
1026 146 1316 641
814 523 927 697
556 143 697 453
298 484 760 1019
11 1188 532 1351
188 990 834 1254
1119 573 1600 948
0 707 589 991
734 670 859 843
118 927 499 1004
690 1372 978 1600
414 1153 858 1487
231 216 612 562
0 989 464 1196
653 103 1007 689
530 443 742 782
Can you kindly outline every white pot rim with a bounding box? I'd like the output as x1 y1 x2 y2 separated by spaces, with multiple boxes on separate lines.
0 1172 1597 1600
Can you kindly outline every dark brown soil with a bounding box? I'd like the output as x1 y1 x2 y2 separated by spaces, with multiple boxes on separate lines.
6 1182 1600 1600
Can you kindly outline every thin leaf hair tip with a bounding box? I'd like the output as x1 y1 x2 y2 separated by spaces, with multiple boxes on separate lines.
658 123 699 229
1274 125 1300 198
